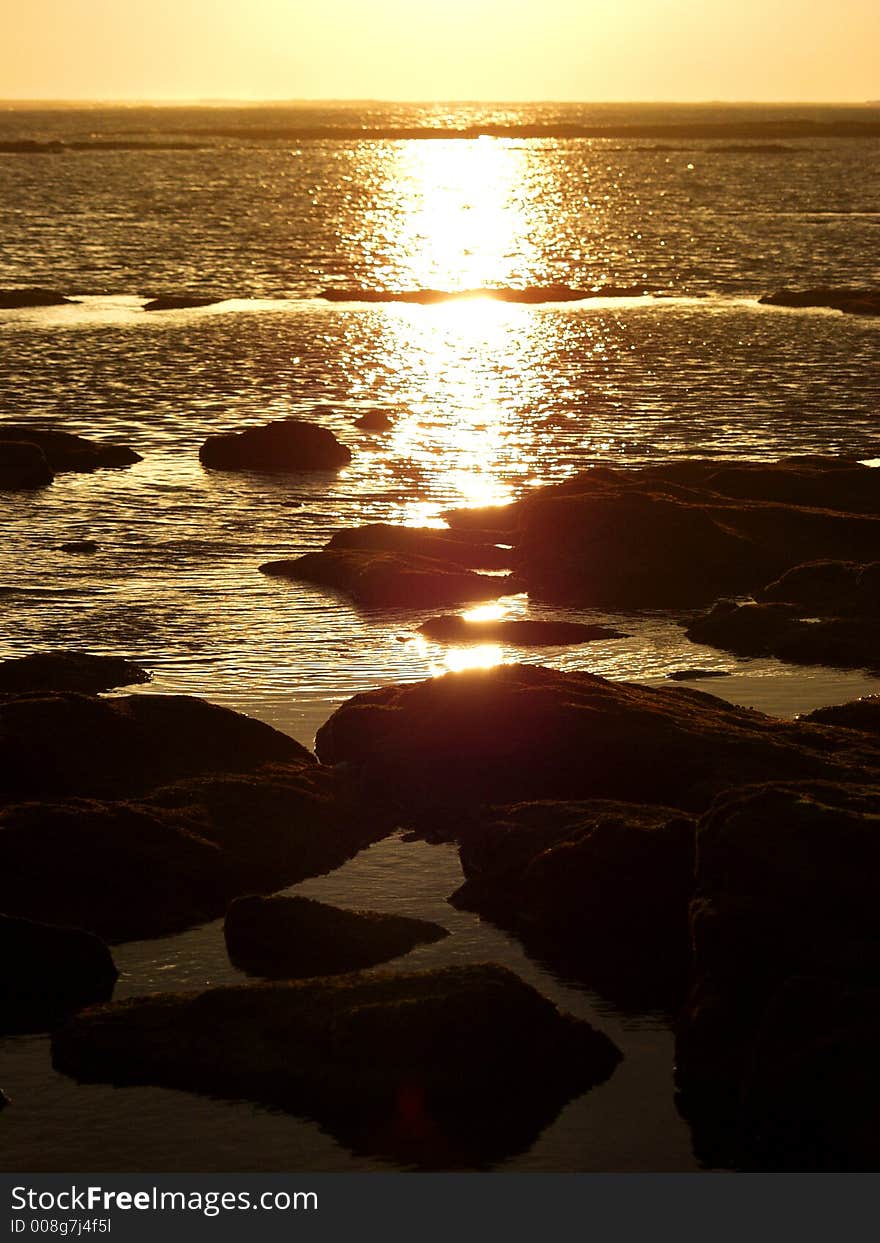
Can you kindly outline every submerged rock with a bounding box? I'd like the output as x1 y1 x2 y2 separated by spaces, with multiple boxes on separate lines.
419 615 628 646
0 441 54 491
59 540 99 554
319 283 648 305
0 651 150 694
261 549 510 609
0 289 76 309
759 287 880 316
0 692 387 940
327 523 513 570
224 894 448 978
314 664 880 821
452 800 695 1007
52 964 621 1166
353 410 395 431
676 781 880 1170
199 418 351 473
1 913 117 1033
142 295 225 312
0 426 140 473
666 669 731 681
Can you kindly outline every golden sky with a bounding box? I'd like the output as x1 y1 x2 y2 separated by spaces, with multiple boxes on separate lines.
2 0 878 101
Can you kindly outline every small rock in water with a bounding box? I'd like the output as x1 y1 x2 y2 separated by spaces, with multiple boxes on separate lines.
666 669 731 680
0 441 54 491
224 894 448 978
199 418 351 473
59 540 99 554
0 289 76 309
0 650 150 694
1 912 118 1033
353 410 395 431
142 295 225 312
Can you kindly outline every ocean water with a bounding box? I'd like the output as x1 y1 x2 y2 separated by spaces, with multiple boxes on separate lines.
1 102 879 1172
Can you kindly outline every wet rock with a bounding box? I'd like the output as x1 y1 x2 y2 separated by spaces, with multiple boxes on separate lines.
1 913 117 1033
419 615 628 646
759 560 880 617
319 283 648 305
59 540 99 554
0 651 150 694
353 410 395 431
0 426 140 472
0 289 76 309
443 457 880 608
52 964 621 1166
666 669 731 681
224 894 448 978
199 418 351 473
802 697 880 735
314 664 880 821
676 781 880 1170
759 288 880 316
686 599 880 671
261 549 510 609
0 693 388 940
452 800 695 1007
142 295 225 312
327 523 514 571
0 441 54 491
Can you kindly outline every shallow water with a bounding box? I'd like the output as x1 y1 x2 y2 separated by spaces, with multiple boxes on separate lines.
1 102 879 1172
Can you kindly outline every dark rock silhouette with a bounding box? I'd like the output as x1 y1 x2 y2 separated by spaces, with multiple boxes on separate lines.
451 800 695 1008
314 664 880 820
319 283 649 305
59 540 99 554
760 560 880 616
51 964 621 1167
1 913 117 1033
687 600 880 671
676 781 880 1170
0 426 140 473
444 456 880 609
224 894 448 978
419 615 628 646
0 692 388 940
199 418 351 473
0 651 150 694
802 697 880 735
328 523 514 570
353 410 395 431
261 549 510 609
0 289 76 309
0 441 54 491
142 295 225 312
759 288 880 316
666 669 731 681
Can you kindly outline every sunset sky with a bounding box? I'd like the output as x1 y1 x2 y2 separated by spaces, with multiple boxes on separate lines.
2 0 878 102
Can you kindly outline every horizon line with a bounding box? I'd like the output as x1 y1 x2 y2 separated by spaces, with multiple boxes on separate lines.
2 97 879 108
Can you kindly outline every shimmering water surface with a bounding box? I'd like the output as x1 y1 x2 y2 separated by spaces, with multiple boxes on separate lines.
1 103 879 1173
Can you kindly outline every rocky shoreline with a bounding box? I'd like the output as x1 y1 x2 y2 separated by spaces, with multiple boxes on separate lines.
2 452 879 1170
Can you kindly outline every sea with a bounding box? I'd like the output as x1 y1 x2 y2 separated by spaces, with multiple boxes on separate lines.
1 101 879 1172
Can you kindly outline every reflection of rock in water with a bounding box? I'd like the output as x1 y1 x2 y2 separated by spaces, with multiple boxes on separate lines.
52 964 621 1168
224 893 448 979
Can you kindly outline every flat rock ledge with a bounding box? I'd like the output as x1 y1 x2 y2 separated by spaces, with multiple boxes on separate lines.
443 456 880 609
759 287 880 316
314 663 880 819
0 426 141 474
262 549 512 609
51 964 621 1166
0 651 150 694
419 615 628 646
224 894 448 978
199 418 351 473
